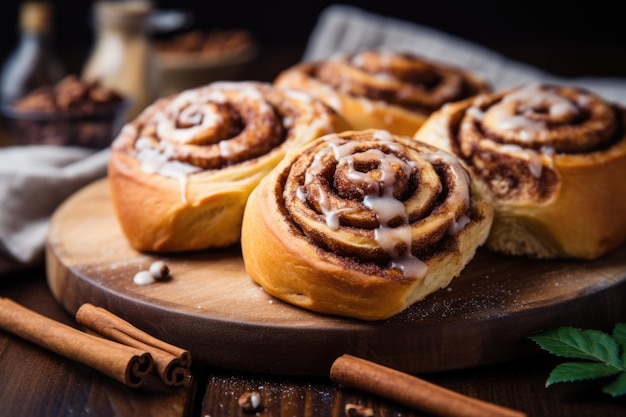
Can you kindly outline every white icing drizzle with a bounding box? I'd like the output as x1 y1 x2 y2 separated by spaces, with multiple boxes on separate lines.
135 137 202 203
357 146 427 279
466 105 484 121
423 149 472 235
498 144 551 178
308 111 333 135
218 140 234 157
373 72 396 82
155 89 224 145
296 185 307 202
324 210 341 231
576 93 592 107
304 145 342 229
423 150 471 211
284 88 313 103
304 135 428 279
449 214 470 235
198 89 227 103
468 88 562 178
372 129 393 142
134 81 294 204
489 84 579 139
540 146 555 169
218 136 251 158
318 82 343 111
156 108 223 144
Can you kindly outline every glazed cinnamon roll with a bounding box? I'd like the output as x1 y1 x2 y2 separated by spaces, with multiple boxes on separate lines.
274 49 489 136
108 81 348 252
241 129 493 320
415 83 626 259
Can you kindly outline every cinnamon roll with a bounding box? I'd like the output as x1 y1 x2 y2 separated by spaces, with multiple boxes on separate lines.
415 83 626 259
108 81 348 253
273 49 489 136
241 129 493 320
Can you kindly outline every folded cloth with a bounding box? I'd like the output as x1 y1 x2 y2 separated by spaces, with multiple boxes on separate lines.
0 146 109 275
303 4 626 105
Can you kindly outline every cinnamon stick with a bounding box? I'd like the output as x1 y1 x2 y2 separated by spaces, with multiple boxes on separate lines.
76 303 191 387
0 297 152 388
330 354 526 417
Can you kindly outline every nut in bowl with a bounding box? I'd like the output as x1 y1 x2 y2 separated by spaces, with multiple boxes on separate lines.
3 75 129 149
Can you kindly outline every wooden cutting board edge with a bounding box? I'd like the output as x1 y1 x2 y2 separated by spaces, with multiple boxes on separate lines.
45 178 626 376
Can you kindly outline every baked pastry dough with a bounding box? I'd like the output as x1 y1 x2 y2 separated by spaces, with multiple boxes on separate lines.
415 83 626 259
108 81 348 252
241 129 493 320
274 49 489 136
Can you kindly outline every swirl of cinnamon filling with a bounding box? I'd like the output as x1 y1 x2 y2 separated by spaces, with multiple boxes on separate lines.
280 129 473 279
314 50 487 114
108 81 348 253
113 81 338 173
451 84 622 201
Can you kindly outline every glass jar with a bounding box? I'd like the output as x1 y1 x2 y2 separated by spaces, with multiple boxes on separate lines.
82 0 160 121
0 1 64 105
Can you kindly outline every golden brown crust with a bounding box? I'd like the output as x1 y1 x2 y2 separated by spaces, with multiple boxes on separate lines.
415 83 626 259
274 50 490 136
241 129 493 320
108 81 349 252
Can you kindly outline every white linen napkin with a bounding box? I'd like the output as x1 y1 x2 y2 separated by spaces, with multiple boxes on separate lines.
0 146 109 274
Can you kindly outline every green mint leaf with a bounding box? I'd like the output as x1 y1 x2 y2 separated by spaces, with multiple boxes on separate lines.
613 323 626 346
603 372 626 397
546 362 621 387
613 323 626 363
528 327 622 368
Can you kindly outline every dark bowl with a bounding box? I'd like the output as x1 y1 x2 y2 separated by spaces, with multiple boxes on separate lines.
2 100 130 149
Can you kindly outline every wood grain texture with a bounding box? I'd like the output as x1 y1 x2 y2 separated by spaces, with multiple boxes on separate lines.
0 269 194 417
199 356 626 417
46 179 626 376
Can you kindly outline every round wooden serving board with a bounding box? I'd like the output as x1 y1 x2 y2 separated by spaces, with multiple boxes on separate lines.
46 179 626 376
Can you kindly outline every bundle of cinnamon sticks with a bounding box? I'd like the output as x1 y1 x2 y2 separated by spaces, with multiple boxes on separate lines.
0 297 191 389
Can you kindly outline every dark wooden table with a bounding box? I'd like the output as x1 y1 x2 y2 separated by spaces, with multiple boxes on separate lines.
0 266 625 417
2 17 626 415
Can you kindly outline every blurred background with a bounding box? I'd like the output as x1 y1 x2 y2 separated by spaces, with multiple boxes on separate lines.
0 0 624 81
0 0 624 148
